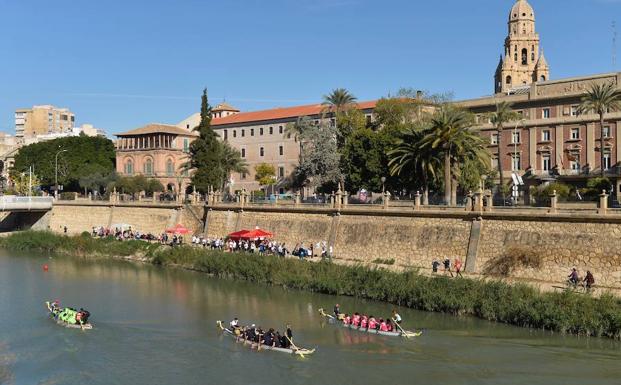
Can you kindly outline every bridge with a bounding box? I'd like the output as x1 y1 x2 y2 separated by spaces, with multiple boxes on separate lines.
0 196 54 212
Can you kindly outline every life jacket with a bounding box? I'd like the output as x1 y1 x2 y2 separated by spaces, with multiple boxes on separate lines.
343 316 351 325
368 319 376 329
360 318 368 328
380 322 388 332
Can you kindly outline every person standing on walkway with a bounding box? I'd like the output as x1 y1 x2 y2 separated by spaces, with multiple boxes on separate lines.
443 258 453 277
454 258 463 278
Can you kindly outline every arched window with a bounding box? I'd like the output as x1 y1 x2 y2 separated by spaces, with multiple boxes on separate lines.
124 159 134 175
540 75 546 82
506 76 512 85
144 158 153 176
521 48 528 65
166 159 174 176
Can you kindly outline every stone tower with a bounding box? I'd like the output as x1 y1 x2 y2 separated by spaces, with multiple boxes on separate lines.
494 0 550 93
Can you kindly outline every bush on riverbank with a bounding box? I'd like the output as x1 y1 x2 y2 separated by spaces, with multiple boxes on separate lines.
2 231 621 339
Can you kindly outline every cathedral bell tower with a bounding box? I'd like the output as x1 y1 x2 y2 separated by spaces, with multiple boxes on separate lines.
494 0 550 93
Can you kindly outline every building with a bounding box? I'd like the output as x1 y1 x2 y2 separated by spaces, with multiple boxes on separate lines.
177 102 240 131
114 124 198 191
196 101 377 193
461 0 621 201
15 105 75 139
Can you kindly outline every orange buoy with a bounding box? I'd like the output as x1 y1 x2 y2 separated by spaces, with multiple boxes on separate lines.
43 264 49 271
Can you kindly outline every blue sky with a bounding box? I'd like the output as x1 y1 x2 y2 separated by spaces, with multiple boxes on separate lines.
0 0 619 135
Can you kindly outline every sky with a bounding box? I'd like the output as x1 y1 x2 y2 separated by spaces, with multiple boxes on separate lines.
0 0 620 136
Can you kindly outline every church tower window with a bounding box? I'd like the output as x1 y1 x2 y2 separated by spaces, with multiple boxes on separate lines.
506 76 512 85
521 48 528 65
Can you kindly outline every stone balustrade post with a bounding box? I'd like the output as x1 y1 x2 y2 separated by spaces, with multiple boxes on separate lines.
342 191 349 207
549 190 558 214
329 192 335 208
152 192 158 203
598 189 609 215
208 191 214 206
414 191 421 210
484 190 493 212
335 189 342 210
474 188 484 212
383 191 390 209
273 193 279 205
294 191 301 207
464 191 473 212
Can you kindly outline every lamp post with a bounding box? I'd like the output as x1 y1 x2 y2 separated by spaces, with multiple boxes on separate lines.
381 176 386 194
55 149 67 199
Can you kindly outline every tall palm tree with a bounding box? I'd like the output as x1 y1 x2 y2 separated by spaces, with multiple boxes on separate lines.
322 88 357 116
220 142 248 193
578 82 621 176
420 105 486 205
487 101 519 192
388 126 442 204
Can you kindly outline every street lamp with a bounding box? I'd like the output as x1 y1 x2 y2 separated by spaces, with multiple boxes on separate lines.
55 149 67 199
381 176 386 194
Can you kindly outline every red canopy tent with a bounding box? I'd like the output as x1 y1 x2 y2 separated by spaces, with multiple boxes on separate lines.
227 228 273 241
166 224 191 234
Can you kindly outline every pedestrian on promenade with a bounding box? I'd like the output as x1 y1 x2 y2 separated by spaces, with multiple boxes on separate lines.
432 258 441 274
454 258 463 278
583 270 595 292
443 258 453 277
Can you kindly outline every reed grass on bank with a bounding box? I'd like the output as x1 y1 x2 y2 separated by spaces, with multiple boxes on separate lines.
2 231 620 339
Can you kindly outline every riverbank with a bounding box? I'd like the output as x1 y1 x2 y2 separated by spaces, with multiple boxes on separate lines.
3 231 621 339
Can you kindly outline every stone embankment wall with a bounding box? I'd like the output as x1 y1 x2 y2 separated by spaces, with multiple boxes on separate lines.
44 202 621 290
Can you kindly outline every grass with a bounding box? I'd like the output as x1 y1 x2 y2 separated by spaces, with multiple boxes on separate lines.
2 230 621 339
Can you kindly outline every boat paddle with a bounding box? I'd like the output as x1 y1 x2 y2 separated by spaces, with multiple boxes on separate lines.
392 318 410 339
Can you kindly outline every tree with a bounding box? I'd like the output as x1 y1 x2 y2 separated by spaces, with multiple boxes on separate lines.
12 172 41 196
284 116 313 164
186 89 224 192
578 82 621 176
388 126 442 204
221 142 248 192
487 101 520 193
254 163 276 193
419 104 489 205
322 88 357 115
12 136 115 192
294 122 342 193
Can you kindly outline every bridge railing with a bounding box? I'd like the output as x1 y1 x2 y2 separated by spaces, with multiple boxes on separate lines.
0 195 54 211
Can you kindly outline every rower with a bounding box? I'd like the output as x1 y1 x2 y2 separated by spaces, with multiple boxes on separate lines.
333 304 340 318
286 325 293 345
392 309 402 325
230 317 240 329
80 308 90 324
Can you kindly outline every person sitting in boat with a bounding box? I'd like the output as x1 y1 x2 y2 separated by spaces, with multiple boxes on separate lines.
274 331 283 348
342 314 351 325
263 328 276 347
385 319 393 332
333 304 340 318
79 308 91 324
368 316 377 330
360 315 368 329
229 317 240 330
379 319 388 332
246 324 256 342
352 313 360 327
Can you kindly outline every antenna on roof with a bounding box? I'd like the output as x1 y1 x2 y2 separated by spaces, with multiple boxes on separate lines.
613 21 618 70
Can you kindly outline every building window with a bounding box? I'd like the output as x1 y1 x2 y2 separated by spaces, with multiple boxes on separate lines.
490 134 498 145
603 126 611 138
183 138 189 152
241 148 246 158
278 166 285 178
570 106 578 116
241 173 247 180
241 129 245 137
233 130 237 138
260 147 264 157
506 75 512 85
279 126 283 134
166 159 174 176
330 118 336 128
512 131 521 144
604 151 612 170
511 154 521 171
223 130 228 141
269 127 273 135
569 154 581 172
542 154 551 171
251 129 254 136
125 160 134 175
542 130 551 141
366 115 372 125
279 145 284 156
144 159 153 176
521 48 528 65
570 128 580 140
542 108 550 119
187 124 190 129
260 127 263 136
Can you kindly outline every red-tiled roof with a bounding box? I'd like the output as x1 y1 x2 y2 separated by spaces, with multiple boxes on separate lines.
116 123 198 137
211 100 377 126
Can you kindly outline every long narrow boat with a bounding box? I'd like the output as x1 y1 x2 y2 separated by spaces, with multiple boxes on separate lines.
216 321 315 356
318 308 422 338
45 301 93 330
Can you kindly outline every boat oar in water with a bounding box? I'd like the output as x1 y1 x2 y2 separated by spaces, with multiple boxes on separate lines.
392 318 423 338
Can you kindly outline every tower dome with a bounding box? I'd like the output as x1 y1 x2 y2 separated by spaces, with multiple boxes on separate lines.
509 0 535 22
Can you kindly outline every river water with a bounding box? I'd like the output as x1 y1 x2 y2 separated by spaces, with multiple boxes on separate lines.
0 251 619 385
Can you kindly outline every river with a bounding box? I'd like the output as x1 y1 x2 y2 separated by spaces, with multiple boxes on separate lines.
0 251 619 385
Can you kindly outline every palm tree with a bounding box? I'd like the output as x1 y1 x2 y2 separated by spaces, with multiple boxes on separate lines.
419 105 487 205
487 101 519 192
220 142 248 193
388 126 442 204
322 88 357 115
578 82 621 176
